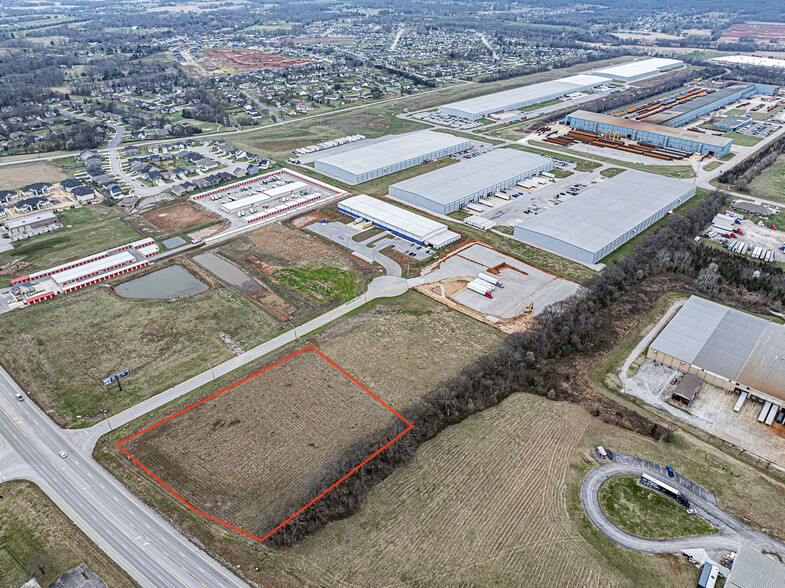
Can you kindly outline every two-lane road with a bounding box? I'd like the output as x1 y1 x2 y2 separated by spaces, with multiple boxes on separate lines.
0 366 248 588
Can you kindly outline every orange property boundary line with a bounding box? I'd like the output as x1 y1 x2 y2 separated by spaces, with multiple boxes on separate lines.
117 345 413 542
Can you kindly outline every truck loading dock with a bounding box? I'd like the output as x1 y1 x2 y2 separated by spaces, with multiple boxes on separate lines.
512 170 696 264
313 131 471 184
649 296 785 407
388 149 554 215
338 194 460 248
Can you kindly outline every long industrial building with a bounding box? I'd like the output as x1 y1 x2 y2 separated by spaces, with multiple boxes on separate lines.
338 194 460 248
388 148 554 214
512 170 695 264
565 110 733 156
437 74 610 121
648 296 785 406
313 131 470 184
645 84 755 127
592 58 684 82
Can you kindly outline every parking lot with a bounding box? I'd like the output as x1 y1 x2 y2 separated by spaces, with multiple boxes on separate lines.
415 242 581 329
191 168 345 231
408 110 481 129
471 165 607 226
736 121 780 139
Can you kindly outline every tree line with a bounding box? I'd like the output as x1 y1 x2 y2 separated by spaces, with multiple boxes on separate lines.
718 134 785 191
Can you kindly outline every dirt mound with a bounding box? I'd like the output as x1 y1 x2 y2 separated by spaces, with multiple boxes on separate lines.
143 202 217 233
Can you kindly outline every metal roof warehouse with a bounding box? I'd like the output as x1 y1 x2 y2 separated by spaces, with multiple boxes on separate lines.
313 131 470 184
591 57 684 82
437 74 610 120
388 148 554 214
566 110 733 156
338 194 460 248
512 170 696 264
648 296 785 405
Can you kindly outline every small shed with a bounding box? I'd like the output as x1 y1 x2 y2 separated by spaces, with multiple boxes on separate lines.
672 373 702 406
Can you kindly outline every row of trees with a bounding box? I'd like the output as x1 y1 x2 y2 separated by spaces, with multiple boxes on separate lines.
261 188 785 546
718 134 785 191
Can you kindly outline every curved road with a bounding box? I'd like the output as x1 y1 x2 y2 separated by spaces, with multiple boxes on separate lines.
581 453 785 561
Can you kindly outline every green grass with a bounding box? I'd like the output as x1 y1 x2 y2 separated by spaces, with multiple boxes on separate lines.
0 282 280 427
551 168 574 178
275 266 357 302
509 144 601 172
725 131 764 146
747 153 785 204
601 167 627 178
0 207 141 280
599 476 719 540
0 480 137 587
703 161 723 172
448 210 471 221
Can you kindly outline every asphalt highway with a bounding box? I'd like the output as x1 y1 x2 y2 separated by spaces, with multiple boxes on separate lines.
0 365 249 588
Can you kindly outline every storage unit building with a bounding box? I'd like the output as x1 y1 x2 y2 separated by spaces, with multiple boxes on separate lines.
512 170 696 264
648 296 785 407
592 58 683 82
338 194 460 248
565 110 733 156
313 131 470 184
437 74 609 120
388 149 554 214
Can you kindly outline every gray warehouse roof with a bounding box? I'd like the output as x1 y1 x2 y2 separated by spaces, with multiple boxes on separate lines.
513 170 692 257
437 74 608 118
647 85 752 125
727 546 785 588
592 58 683 80
3 210 58 230
388 149 552 205
312 131 467 176
651 296 785 402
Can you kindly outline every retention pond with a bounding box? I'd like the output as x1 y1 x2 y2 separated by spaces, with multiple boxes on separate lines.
114 264 208 299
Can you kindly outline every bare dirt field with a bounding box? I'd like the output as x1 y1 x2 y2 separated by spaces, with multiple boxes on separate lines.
121 347 398 536
0 480 136 587
205 48 311 70
141 201 218 233
0 161 71 190
721 23 785 40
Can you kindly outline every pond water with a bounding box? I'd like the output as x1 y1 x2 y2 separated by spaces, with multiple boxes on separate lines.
193 252 256 292
114 265 208 299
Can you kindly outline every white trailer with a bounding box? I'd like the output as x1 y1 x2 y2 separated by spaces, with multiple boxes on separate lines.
759 401 772 423
739 242 748 255
766 404 780 426
597 446 608 458
478 272 503 287
542 171 555 179
536 177 548 185
467 280 493 296
641 473 681 497
733 391 748 412
494 191 511 200
752 246 763 259
477 198 493 207
465 202 485 213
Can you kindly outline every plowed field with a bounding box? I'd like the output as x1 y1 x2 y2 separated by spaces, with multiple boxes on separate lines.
122 348 398 535
205 48 311 70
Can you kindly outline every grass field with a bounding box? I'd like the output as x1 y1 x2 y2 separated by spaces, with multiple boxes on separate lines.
216 222 378 321
601 167 627 178
0 480 136 587
0 280 279 427
724 131 763 147
122 347 397 535
271 394 699 587
0 161 72 190
599 477 718 540
0 207 141 280
94 291 505 583
748 153 785 204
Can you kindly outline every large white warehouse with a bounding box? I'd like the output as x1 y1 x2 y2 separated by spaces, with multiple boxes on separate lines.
437 74 609 120
338 194 460 248
512 170 695 265
388 148 554 214
313 130 470 184
592 58 683 82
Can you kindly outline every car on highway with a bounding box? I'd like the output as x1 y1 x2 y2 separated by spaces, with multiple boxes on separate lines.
666 465 675 477
58 451 68 459
15 393 24 401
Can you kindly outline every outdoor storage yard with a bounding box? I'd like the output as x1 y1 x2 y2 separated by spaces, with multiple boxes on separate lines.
141 201 221 234
120 346 400 537
416 242 582 330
